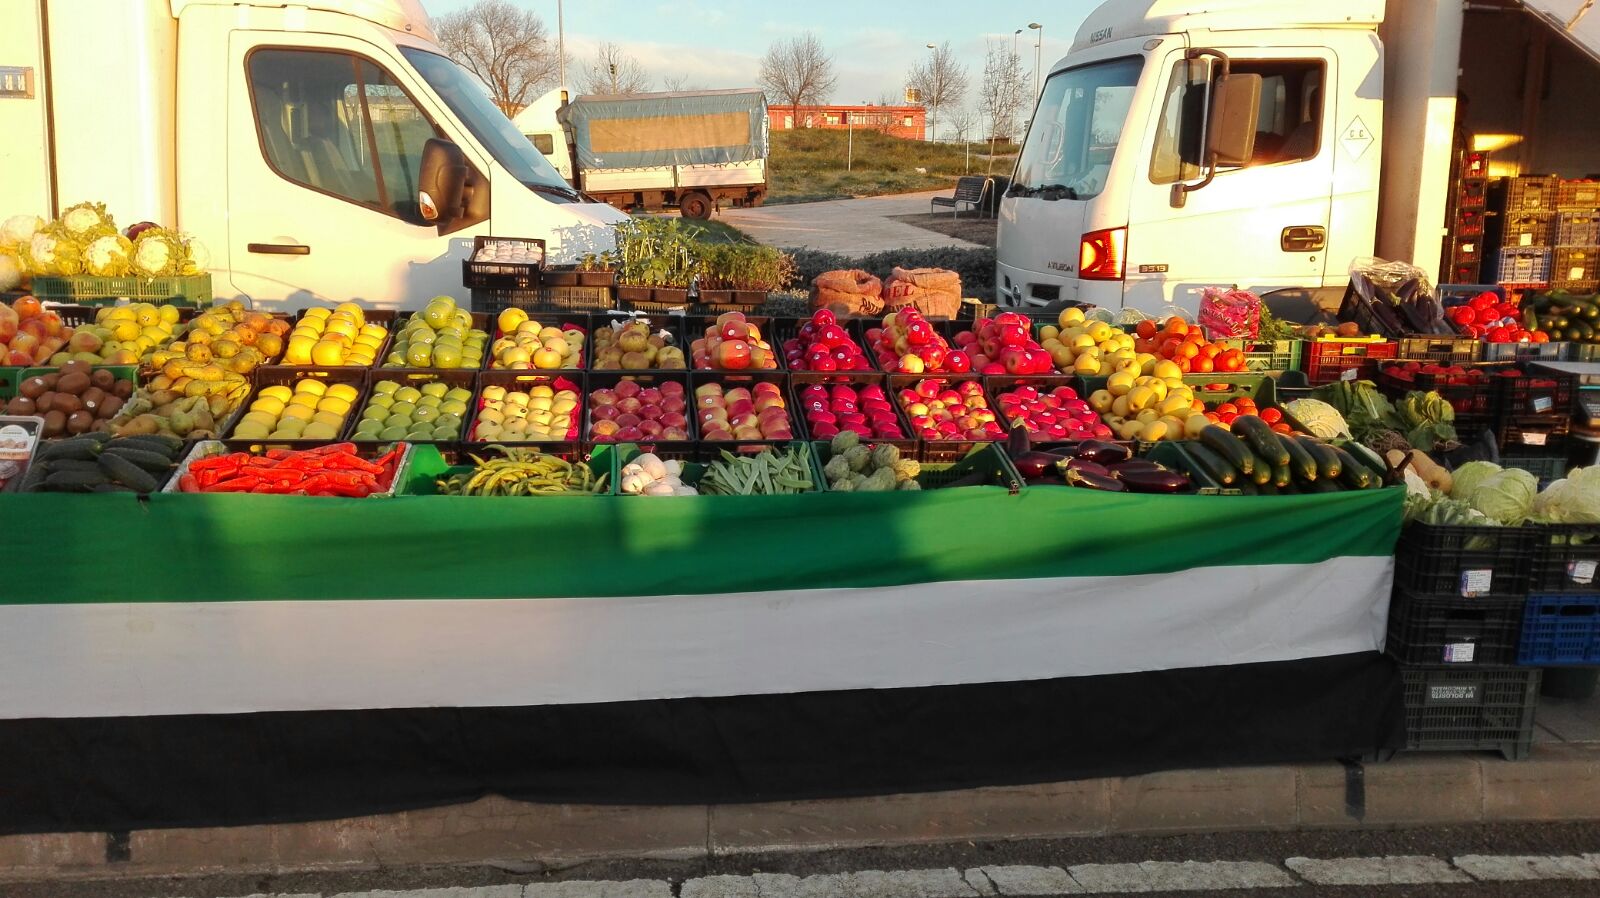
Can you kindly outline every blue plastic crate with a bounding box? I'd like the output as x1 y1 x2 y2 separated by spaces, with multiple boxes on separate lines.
1518 595 1600 665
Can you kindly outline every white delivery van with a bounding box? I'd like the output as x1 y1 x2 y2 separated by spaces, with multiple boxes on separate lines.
995 0 1600 313
0 0 629 311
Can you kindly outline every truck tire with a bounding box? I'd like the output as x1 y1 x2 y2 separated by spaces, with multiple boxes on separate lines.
680 191 713 220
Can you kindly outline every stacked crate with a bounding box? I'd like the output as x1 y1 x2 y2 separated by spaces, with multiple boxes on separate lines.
1554 179 1600 294
1443 151 1491 284
1486 175 1560 289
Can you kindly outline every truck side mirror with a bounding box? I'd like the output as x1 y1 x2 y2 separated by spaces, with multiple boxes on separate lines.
1208 73 1262 166
418 138 469 228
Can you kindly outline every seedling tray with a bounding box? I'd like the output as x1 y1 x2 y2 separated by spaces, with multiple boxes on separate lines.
462 236 545 290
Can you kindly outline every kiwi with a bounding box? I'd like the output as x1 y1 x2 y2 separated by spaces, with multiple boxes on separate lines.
51 393 81 415
19 377 47 400
66 410 95 435
98 395 124 420
90 368 115 390
6 396 36 416
80 386 106 414
34 393 54 413
41 373 59 389
41 409 66 438
56 372 90 395
112 379 134 399
58 359 91 378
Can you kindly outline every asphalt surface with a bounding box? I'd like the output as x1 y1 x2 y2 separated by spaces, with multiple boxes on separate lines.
719 191 988 255
15 822 1600 897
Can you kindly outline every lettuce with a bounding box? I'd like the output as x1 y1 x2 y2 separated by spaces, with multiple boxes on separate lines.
1532 467 1600 524
1462 468 1537 525
1449 461 1501 500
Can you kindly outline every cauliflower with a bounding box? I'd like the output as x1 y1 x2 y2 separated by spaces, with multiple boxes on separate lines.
0 214 44 249
184 236 210 274
84 234 134 277
25 226 83 276
131 227 185 277
0 249 21 292
57 201 117 240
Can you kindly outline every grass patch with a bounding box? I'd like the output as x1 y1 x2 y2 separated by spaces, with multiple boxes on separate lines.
768 129 1015 204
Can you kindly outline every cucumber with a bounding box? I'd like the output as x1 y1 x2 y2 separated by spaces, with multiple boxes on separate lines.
91 483 138 493
44 459 103 475
45 469 109 491
1332 446 1373 489
38 437 102 462
99 446 178 473
98 452 160 493
1234 415 1290 468
1185 443 1238 486
1248 450 1273 486
1298 437 1342 479
17 462 50 493
1282 435 1318 481
1199 425 1254 475
110 435 183 457
1574 320 1596 341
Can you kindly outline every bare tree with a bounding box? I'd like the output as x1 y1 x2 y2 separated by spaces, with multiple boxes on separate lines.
660 74 705 92
978 40 1028 171
758 32 838 127
907 41 969 142
435 0 559 116
581 42 652 95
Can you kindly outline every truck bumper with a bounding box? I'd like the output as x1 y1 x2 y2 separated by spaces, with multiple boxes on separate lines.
996 262 1124 309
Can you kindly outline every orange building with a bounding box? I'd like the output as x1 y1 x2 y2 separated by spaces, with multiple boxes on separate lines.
767 104 927 141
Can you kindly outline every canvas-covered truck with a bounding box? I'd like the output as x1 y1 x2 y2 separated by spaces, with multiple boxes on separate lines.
0 0 628 311
995 0 1600 313
515 88 768 220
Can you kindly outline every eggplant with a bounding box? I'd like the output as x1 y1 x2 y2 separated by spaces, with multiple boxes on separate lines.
1108 460 1166 476
1069 440 1133 465
1010 450 1072 479
1116 468 1192 494
1006 424 1032 459
1064 468 1126 492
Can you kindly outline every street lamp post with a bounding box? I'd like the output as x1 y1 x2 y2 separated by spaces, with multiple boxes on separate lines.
925 43 937 142
556 0 566 87
1029 22 1043 98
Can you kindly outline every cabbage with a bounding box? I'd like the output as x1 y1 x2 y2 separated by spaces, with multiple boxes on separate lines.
1532 467 1600 524
57 201 117 241
1463 468 1538 525
1448 460 1501 500
83 234 133 277
0 214 44 249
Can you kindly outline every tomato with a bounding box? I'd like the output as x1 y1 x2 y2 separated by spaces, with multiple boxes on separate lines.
1532 331 1551 343
1136 320 1158 339
1215 402 1239 416
1469 292 1496 311
1193 356 1215 373
1164 318 1190 336
1261 408 1283 425
1203 412 1221 423
1270 422 1294 435
1487 326 1512 342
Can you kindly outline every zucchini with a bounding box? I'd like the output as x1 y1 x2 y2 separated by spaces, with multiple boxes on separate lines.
1298 437 1342 479
1255 481 1280 496
1233 415 1290 468
43 459 103 475
1248 450 1273 486
1282 435 1318 481
99 446 178 473
1332 446 1373 489
1273 461 1293 489
1185 443 1238 486
1199 425 1254 475
98 452 160 493
1574 320 1596 341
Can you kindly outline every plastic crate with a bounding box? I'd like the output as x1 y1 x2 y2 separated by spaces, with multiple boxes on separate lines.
1143 441 1241 495
1386 589 1526 666
1518 595 1600 665
470 287 618 315
789 372 915 451
1437 284 1505 308
681 441 824 493
346 368 477 448
1496 175 1561 213
1461 151 1491 180
1447 262 1481 285
28 274 213 307
586 312 690 373
1217 338 1303 373
1396 335 1480 365
1558 179 1600 210
1395 521 1536 599
0 367 22 401
1497 212 1556 248
1479 342 1573 363
1528 524 1600 595
1495 247 1553 285
1500 452 1569 489
813 439 1020 493
1557 212 1600 246
1499 416 1570 453
1450 238 1483 264
1553 247 1600 287
1376 364 1498 433
1401 665 1540 760
886 374 1003 460
461 236 545 290
468 370 586 449
1494 368 1574 419
1455 209 1486 237
223 366 369 452
1458 179 1488 210
1302 337 1398 385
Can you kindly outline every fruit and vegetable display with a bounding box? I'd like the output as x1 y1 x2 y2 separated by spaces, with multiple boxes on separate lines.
1185 419 1384 495
4 363 135 438
1311 380 1458 453
869 308 967 374
1134 316 1248 374
696 445 815 495
820 432 921 492
151 303 289 373
437 447 606 496
0 296 75 366
474 381 582 443
783 310 873 372
950 312 1056 376
229 378 359 442
1524 290 1600 346
594 317 683 370
1402 459 1600 527
385 297 489 369
795 381 905 442
174 442 407 496
3 204 207 280
694 380 794 442
353 379 472 444
691 312 778 370
896 378 1005 442
19 432 182 493
588 379 691 443
1005 436 1193 494
281 304 386 367
994 382 1110 443
619 452 697 496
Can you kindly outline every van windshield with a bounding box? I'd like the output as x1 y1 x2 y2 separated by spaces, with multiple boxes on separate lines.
1011 57 1143 201
401 48 578 200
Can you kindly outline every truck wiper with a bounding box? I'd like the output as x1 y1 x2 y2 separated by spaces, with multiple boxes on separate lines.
1037 184 1079 200
526 182 582 201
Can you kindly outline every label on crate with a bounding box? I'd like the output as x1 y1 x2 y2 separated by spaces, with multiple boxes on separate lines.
1533 396 1554 414
1524 432 1548 447
1426 683 1481 705
1569 560 1598 585
1341 367 1359 382
1443 643 1477 663
1461 569 1493 597
1521 234 1535 247
1573 267 1588 282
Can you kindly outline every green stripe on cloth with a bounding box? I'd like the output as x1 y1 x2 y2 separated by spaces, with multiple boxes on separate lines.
0 487 1402 605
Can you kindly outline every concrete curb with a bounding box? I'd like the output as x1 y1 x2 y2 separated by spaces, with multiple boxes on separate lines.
5 743 1598 882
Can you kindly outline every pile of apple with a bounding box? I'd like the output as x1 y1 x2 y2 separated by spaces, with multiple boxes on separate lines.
951 312 1057 376
783 310 874 372
470 382 580 443
1086 365 1206 442
492 308 588 370
1037 307 1151 377
592 318 685 370
694 381 793 442
587 379 691 443
994 383 1112 443
0 296 72 367
896 378 1007 442
692 312 779 370
867 308 971 374
796 382 905 441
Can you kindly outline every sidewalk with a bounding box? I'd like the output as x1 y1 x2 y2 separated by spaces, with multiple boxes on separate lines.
720 192 989 256
3 694 1596 882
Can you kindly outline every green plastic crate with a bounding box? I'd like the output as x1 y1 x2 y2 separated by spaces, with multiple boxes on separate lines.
1220 338 1304 373
813 440 1020 493
399 443 615 496
29 274 213 307
0 366 22 401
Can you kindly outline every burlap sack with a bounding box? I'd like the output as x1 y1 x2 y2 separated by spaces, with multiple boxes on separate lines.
883 267 962 319
810 270 884 316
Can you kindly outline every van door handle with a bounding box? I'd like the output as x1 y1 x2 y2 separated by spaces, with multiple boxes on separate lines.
1281 226 1326 252
248 243 310 255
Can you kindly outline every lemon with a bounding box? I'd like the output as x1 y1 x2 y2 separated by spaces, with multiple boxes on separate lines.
291 379 325 397
316 395 351 416
259 385 294 404
251 395 286 417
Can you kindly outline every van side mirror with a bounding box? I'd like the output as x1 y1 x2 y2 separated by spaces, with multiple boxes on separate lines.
1208 73 1262 166
418 138 468 228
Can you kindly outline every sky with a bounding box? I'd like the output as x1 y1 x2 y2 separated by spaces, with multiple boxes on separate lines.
421 0 1102 136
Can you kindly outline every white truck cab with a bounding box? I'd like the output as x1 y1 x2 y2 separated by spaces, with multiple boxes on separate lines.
1 0 628 312
996 0 1387 314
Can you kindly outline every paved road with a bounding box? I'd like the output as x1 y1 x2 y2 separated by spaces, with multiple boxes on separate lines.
719 191 988 256
20 823 1600 897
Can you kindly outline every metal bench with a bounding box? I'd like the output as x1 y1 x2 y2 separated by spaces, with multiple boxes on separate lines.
930 176 991 218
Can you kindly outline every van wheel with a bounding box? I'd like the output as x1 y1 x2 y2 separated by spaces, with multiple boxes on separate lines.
680 192 713 220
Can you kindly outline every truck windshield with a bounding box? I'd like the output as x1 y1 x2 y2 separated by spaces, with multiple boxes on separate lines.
1011 57 1143 201
401 48 578 200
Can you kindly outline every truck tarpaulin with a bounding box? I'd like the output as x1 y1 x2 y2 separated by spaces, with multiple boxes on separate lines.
562 89 768 171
